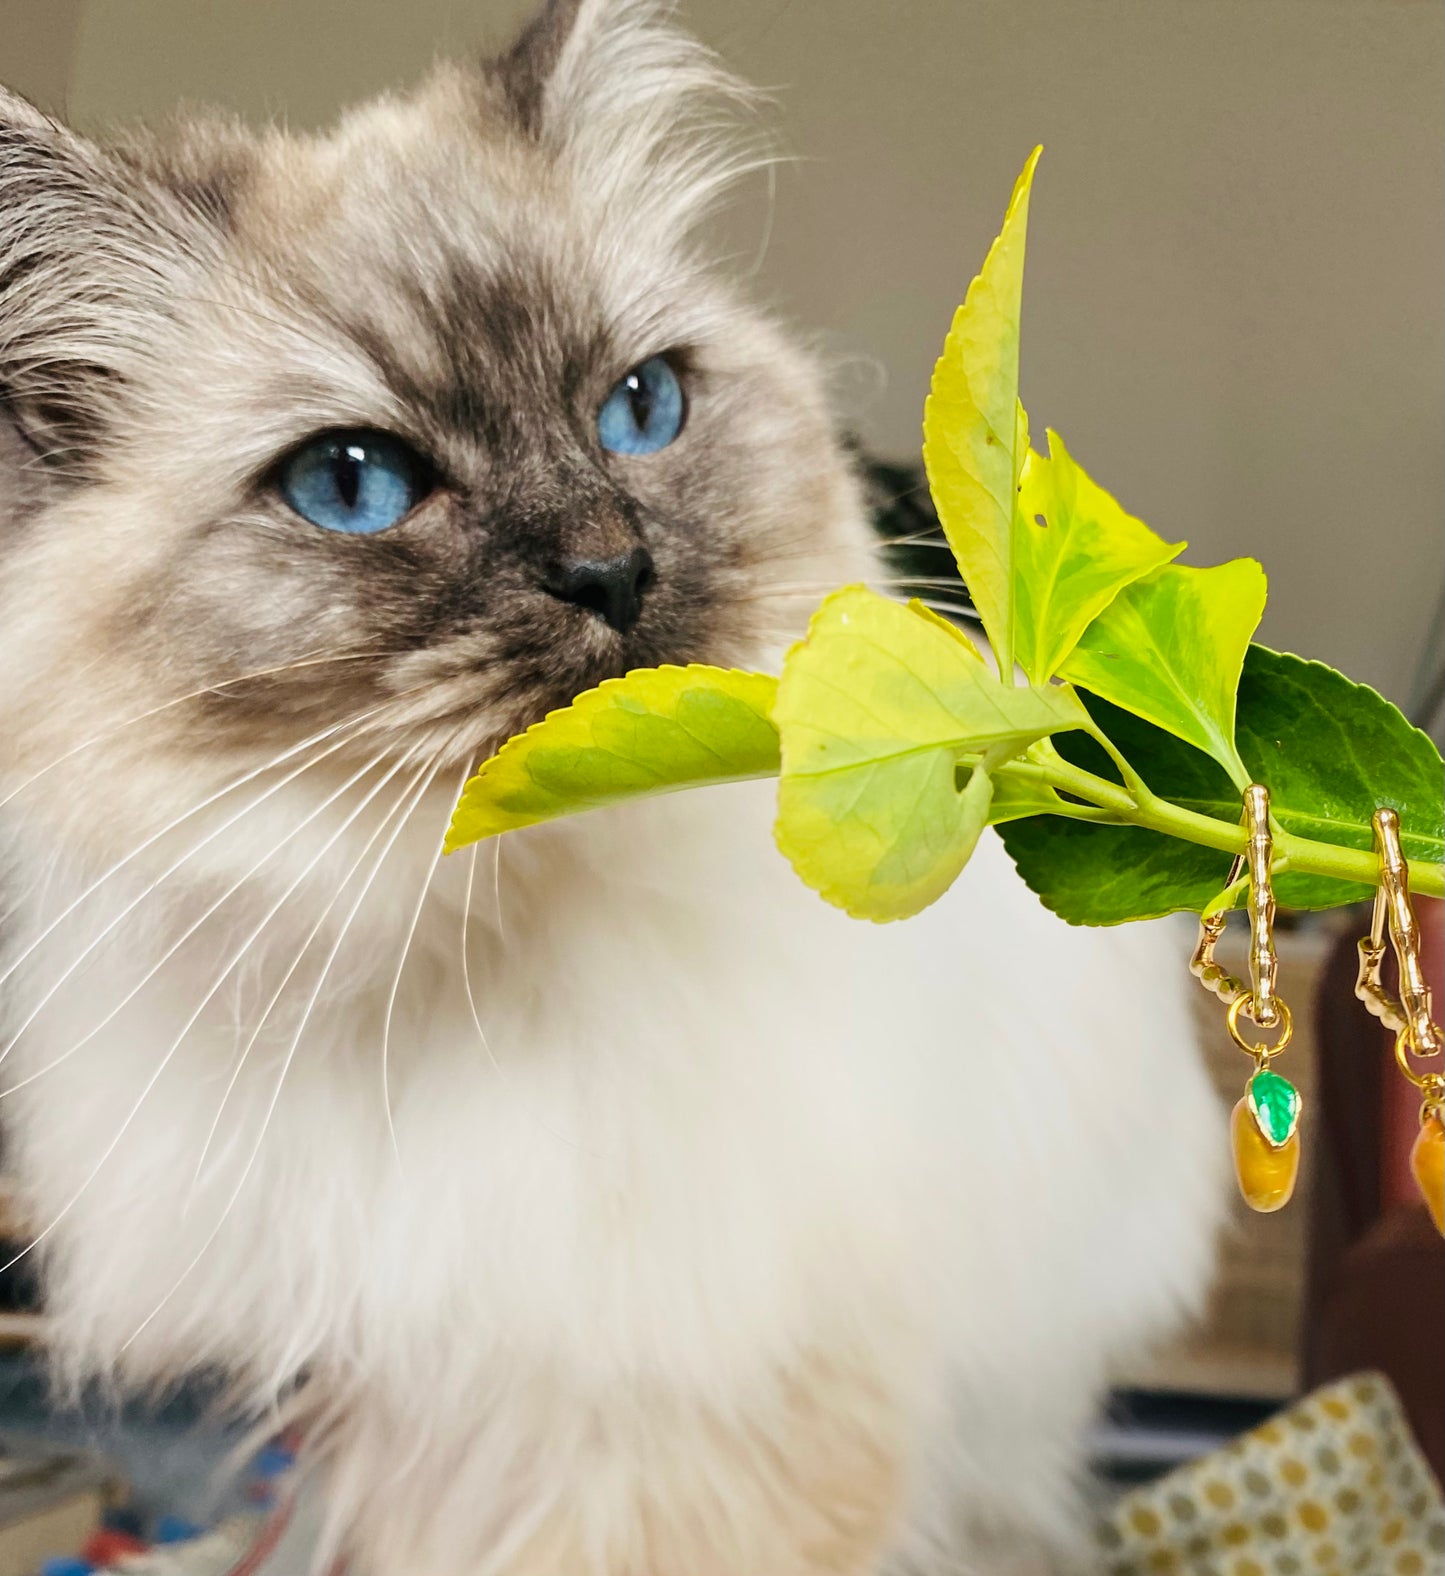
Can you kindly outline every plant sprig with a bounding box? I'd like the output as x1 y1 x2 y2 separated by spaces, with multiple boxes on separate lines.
448 150 1444 927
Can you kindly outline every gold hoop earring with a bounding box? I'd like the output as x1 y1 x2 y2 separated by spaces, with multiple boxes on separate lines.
1192 784 1301 1213
1355 807 1444 1234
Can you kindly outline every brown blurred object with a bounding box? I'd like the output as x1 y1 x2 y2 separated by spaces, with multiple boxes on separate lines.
1306 898 1444 1484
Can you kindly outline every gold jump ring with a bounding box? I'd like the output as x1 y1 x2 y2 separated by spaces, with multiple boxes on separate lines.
1394 1026 1445 1092
1227 994 1294 1060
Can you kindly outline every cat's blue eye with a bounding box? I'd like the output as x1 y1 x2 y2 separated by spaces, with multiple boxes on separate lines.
278 430 430 535
597 356 686 456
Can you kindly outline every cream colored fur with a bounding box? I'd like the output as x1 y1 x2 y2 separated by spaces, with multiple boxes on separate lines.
3 778 1224 1572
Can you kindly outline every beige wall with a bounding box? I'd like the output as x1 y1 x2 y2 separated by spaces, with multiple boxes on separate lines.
0 0 83 108
3 0 1441 705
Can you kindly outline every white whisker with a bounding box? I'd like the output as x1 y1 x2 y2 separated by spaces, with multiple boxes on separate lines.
0 698 404 1004
123 748 451 1354
742 576 979 626
0 702 404 1067
754 575 967 598
0 747 424 1282
912 596 983 623
185 746 433 1199
460 842 591 1158
0 647 390 816
0 745 396 1100
878 532 955 550
460 845 495 1075
380 759 470 1173
742 157 777 280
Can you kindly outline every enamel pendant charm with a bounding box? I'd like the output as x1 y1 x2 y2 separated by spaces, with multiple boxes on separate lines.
1231 1065 1302 1214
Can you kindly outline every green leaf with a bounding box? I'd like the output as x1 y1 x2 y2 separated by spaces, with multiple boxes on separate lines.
1058 559 1267 784
772 584 1087 920
1235 648 1444 900
922 147 1041 676
999 646 1445 923
445 665 779 851
777 754 997 925
1248 1069 1301 1146
1013 431 1184 683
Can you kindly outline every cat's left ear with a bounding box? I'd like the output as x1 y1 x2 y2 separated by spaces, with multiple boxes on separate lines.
492 0 593 136
491 0 743 135
487 0 761 234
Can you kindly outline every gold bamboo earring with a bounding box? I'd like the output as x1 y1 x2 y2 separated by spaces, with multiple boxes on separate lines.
1192 784 1301 1213
1354 807 1444 1234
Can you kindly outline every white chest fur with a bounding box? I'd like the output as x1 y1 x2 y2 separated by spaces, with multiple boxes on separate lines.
2 781 1225 1570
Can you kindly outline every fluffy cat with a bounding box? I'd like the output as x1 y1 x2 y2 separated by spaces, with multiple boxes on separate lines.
0 2 1225 1570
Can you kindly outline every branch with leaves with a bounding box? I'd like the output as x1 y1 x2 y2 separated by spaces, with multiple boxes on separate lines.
446 150 1444 929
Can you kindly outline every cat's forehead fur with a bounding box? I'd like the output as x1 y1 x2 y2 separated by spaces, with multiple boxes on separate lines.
98 4 760 477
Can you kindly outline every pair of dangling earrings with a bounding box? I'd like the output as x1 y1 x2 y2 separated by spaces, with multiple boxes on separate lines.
1191 786 1444 1232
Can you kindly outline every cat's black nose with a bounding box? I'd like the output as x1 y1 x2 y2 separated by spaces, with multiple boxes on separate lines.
543 547 655 633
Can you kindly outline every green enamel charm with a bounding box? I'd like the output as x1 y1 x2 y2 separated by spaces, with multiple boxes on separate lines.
1247 1068 1302 1148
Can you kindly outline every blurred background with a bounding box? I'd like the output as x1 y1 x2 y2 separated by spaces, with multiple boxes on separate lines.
1 0 1442 1569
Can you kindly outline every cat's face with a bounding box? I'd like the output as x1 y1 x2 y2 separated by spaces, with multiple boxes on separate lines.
0 0 871 856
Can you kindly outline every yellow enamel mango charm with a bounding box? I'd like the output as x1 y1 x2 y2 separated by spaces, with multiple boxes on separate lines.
1411 1114 1444 1235
1231 1070 1302 1214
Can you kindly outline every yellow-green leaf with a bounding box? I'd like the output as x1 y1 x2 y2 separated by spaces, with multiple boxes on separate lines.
1058 559 1267 786
445 665 779 851
922 147 1041 677
1014 430 1184 682
773 585 1088 920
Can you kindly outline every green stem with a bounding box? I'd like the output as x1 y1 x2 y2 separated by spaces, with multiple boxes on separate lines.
1203 873 1251 917
996 758 1445 901
1083 725 1155 806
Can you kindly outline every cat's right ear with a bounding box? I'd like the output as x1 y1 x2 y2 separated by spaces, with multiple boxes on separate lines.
0 87 182 508
1 88 109 510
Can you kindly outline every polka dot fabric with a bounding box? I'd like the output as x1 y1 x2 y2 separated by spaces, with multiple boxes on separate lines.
1098 1374 1445 1574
